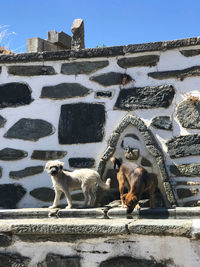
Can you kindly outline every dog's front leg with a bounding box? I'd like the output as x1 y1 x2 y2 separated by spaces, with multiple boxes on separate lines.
63 189 72 209
49 189 62 209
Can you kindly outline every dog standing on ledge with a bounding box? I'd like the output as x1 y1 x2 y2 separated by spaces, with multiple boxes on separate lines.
110 157 156 213
45 160 111 209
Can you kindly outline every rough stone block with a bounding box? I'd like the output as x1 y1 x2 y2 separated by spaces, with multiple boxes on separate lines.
117 54 160 68
0 115 6 128
141 157 152 167
0 183 26 208
9 166 44 179
61 60 109 75
170 164 200 177
41 83 92 99
0 252 30 267
68 158 95 168
90 72 132 86
180 49 200 57
95 91 113 98
166 134 200 158
38 254 81 267
30 187 61 202
47 30 71 49
71 18 85 50
0 148 28 161
31 150 67 160
0 82 33 109
148 66 200 81
151 116 172 130
177 98 200 129
177 188 199 199
114 85 175 110
4 118 55 141
8 65 56 76
0 233 12 247
58 103 105 144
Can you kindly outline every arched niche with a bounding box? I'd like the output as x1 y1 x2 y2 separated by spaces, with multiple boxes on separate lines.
97 114 176 208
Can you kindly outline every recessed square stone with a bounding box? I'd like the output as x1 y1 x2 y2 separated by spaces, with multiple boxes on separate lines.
58 103 105 144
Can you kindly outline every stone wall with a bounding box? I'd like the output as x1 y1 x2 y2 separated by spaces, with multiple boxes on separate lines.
0 36 200 208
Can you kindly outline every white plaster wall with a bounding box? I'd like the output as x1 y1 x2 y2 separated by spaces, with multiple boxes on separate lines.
0 45 200 207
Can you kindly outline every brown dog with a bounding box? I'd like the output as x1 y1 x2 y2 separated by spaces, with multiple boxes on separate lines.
110 157 156 213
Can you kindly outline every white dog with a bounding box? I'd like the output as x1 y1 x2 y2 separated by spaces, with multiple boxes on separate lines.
45 160 111 209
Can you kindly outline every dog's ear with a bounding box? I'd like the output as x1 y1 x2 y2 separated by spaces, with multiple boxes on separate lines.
58 161 64 169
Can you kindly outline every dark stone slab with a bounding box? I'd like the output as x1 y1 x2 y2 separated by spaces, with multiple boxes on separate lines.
177 188 199 199
124 133 140 140
0 252 30 267
180 49 200 57
141 157 152 167
0 82 33 109
41 83 92 99
95 91 113 98
148 66 200 81
69 158 95 168
2 36 200 63
30 187 56 202
100 256 165 267
114 85 175 110
71 192 84 201
4 118 55 141
0 115 6 128
151 116 172 130
0 148 28 161
0 167 2 178
0 183 26 208
166 134 200 158
9 166 44 179
117 55 160 68
169 164 200 177
58 103 105 144
61 60 109 75
0 233 12 247
90 72 132 86
8 65 56 76
31 150 67 160
38 253 81 267
177 98 200 129
0 66 1 73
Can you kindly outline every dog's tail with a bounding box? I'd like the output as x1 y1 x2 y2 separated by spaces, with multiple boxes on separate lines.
110 157 122 172
97 175 111 190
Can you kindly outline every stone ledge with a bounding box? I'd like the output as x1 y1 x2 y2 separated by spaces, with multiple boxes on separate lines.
1 36 200 63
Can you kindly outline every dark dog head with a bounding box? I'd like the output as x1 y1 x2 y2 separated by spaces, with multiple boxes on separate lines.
45 160 64 176
123 193 138 214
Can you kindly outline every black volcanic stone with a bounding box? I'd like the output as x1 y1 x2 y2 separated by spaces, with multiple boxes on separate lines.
117 55 160 68
169 164 200 177
0 252 30 267
9 166 44 179
90 72 132 86
4 118 55 141
177 188 198 199
0 183 26 208
177 99 200 129
166 134 200 158
31 150 67 160
114 85 175 110
61 60 109 75
29 187 64 202
0 233 12 247
0 82 33 109
0 167 2 178
69 158 95 168
100 256 165 267
148 66 200 81
0 115 6 128
141 157 152 167
0 148 28 161
58 103 105 144
41 83 91 99
95 91 112 98
151 116 172 130
180 49 200 57
38 254 81 267
0 66 1 73
8 65 56 76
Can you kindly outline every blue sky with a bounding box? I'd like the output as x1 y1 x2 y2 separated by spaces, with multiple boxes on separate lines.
1 0 200 53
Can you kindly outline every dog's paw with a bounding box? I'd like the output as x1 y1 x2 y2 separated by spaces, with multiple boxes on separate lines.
49 205 57 209
65 205 72 209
